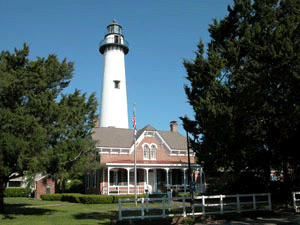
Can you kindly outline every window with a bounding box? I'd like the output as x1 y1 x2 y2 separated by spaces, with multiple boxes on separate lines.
113 80 120 89
8 181 21 188
130 170 134 185
114 35 121 44
110 170 117 186
150 144 157 160
143 144 150 160
143 143 157 160
130 170 142 185
118 170 123 185
45 184 52 194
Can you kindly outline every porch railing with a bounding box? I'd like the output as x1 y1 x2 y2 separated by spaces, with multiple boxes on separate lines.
102 185 145 195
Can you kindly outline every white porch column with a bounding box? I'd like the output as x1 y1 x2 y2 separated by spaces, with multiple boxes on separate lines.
165 168 170 189
107 167 111 195
145 168 149 186
126 168 131 194
183 168 187 192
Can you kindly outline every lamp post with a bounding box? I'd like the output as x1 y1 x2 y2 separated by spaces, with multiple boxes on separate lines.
184 116 194 216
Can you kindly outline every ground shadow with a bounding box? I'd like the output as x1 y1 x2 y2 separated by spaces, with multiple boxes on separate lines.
74 211 175 225
2 203 56 220
74 211 116 224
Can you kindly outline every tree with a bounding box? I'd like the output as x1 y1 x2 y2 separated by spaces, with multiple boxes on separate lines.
182 0 300 191
0 44 98 212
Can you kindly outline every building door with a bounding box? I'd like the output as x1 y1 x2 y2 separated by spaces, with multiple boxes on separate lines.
148 169 156 193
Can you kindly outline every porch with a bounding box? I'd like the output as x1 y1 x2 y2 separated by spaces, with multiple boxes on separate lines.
101 163 204 195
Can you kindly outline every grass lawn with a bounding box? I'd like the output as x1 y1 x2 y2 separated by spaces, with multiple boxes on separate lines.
1 197 121 225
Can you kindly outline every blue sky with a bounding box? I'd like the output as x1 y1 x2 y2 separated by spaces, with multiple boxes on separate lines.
0 0 233 134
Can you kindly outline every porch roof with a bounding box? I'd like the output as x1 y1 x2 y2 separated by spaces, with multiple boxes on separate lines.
103 161 201 169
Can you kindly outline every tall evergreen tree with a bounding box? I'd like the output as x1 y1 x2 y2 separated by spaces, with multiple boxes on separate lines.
0 44 98 212
183 0 300 191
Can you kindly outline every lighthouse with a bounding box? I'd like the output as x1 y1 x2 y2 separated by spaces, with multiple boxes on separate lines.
99 20 129 129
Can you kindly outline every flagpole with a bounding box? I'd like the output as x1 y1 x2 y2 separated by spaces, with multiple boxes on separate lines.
132 103 137 206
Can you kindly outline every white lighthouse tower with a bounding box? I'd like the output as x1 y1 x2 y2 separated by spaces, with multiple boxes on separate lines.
99 20 129 129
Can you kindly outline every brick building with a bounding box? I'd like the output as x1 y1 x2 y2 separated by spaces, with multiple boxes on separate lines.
85 121 204 195
35 175 58 200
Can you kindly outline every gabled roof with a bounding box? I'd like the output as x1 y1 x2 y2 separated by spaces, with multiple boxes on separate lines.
91 127 134 148
92 125 187 150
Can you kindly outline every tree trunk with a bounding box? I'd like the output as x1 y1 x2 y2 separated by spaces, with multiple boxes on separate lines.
61 178 66 193
0 179 6 213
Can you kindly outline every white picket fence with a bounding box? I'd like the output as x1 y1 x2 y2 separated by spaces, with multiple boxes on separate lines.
293 192 300 212
118 193 271 220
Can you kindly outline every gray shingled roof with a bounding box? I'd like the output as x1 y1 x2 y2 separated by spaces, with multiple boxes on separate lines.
158 130 187 150
91 127 135 148
92 125 187 150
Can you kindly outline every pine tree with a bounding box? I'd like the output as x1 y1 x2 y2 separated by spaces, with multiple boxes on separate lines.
0 44 98 212
183 0 300 191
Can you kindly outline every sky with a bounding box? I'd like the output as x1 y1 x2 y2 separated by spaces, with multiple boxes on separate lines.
0 0 233 134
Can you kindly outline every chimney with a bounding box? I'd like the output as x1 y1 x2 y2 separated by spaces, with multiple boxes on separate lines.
93 117 99 128
170 121 178 133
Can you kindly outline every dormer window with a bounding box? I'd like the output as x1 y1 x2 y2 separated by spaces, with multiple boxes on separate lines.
143 144 149 160
143 143 157 160
114 80 120 89
150 144 157 160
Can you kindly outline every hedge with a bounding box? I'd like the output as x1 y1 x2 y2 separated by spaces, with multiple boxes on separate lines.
40 194 63 201
4 188 31 197
41 193 147 204
79 195 113 204
61 193 82 203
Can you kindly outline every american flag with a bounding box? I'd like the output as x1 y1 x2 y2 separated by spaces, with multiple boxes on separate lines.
132 102 136 129
132 114 136 129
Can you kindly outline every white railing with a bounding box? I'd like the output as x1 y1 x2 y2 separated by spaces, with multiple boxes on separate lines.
293 192 300 212
118 193 271 220
103 185 145 195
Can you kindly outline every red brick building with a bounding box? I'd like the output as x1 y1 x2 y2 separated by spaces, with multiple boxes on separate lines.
35 175 58 200
85 121 204 195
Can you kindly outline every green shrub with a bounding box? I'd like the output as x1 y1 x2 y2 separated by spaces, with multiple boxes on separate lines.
66 179 84 194
61 193 83 203
4 188 31 197
79 195 114 204
41 194 63 201
40 193 148 204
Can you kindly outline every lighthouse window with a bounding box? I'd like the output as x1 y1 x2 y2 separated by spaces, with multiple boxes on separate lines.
113 80 120 89
114 35 120 44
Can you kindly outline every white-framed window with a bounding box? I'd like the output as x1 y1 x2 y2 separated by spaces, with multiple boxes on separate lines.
110 170 117 186
143 144 150 160
150 144 157 160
